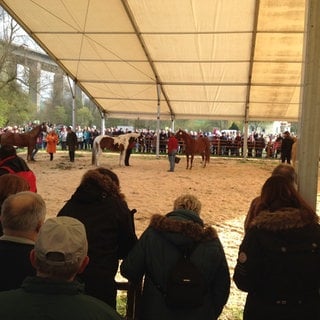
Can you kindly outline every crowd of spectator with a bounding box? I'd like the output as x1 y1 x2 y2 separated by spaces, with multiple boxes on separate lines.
0 124 296 159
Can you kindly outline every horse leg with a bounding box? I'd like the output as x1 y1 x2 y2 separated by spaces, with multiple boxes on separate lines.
27 146 33 161
186 155 189 169
119 151 123 166
190 154 194 170
31 147 39 161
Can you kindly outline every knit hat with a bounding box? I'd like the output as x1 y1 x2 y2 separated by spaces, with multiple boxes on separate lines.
35 217 88 266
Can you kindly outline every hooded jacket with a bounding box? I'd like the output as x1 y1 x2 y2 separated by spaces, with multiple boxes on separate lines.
57 174 137 308
234 207 320 320
121 209 230 320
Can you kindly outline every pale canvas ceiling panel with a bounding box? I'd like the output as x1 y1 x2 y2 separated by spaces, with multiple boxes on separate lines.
84 83 157 100
171 101 246 120
0 0 307 121
129 0 255 32
37 34 149 61
250 86 301 103
258 0 305 32
156 62 249 83
163 85 248 103
14 0 133 32
249 103 299 121
97 99 170 119
252 62 302 84
143 34 253 61
254 34 304 61
65 61 154 82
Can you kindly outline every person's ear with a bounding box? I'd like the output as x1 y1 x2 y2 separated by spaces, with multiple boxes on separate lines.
78 256 89 274
35 221 43 233
30 249 37 268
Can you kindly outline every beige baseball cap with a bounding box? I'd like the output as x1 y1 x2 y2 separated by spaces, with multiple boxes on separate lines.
35 216 88 266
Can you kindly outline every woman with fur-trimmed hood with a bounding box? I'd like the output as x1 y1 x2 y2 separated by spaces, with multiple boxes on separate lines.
120 194 230 320
57 167 137 309
234 175 320 320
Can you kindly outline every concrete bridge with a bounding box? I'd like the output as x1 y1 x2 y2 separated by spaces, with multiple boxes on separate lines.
9 43 82 111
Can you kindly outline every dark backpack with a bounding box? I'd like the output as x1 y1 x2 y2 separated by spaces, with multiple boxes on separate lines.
0 166 37 192
151 241 206 309
164 244 206 308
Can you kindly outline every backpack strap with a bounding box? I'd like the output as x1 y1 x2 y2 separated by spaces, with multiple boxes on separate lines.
0 155 16 167
0 166 14 173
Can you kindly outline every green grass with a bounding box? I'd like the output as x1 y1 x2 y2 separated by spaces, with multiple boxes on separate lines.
116 291 127 317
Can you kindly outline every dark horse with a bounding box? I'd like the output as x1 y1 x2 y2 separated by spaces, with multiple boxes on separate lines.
175 129 211 169
92 133 139 166
0 123 48 161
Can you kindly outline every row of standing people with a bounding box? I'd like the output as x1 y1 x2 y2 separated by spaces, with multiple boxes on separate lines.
25 124 296 165
0 168 229 320
130 130 296 161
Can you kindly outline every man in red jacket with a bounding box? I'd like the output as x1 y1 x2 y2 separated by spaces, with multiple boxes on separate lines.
167 132 179 172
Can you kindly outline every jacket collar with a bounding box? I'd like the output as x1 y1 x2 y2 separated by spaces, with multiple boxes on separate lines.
250 207 319 231
149 209 218 242
21 276 84 295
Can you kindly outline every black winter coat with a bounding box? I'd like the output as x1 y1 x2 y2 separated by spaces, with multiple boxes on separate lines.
234 207 320 320
121 209 230 320
57 183 137 308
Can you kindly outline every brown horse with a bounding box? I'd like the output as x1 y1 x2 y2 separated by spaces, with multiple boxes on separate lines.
92 132 139 166
175 129 211 169
0 123 48 161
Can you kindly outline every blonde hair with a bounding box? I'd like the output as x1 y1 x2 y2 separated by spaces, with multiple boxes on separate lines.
173 194 202 215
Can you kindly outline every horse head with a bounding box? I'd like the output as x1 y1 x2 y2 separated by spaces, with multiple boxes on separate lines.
175 129 185 139
41 122 49 133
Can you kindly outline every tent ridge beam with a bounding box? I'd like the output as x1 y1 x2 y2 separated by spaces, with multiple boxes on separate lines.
60 58 303 64
81 80 302 87
121 0 174 117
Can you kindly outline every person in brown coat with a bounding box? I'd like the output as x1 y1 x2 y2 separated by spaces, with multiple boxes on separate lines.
234 175 320 320
46 129 59 161
244 164 297 233
57 167 137 308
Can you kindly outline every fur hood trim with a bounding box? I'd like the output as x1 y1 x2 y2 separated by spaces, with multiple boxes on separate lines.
72 171 120 202
149 213 218 242
250 207 319 231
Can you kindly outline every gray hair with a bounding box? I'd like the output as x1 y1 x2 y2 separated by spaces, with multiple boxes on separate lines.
1 191 46 232
35 257 81 280
173 194 202 215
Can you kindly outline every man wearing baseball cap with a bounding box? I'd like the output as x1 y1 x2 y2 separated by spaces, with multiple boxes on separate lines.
0 216 123 320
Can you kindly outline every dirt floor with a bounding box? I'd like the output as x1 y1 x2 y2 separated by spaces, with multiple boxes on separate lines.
25 149 319 320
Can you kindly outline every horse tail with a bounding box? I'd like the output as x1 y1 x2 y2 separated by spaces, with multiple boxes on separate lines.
291 137 298 169
206 139 211 163
204 137 211 163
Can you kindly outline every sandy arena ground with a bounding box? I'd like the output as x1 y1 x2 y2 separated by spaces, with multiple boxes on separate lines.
25 149 320 319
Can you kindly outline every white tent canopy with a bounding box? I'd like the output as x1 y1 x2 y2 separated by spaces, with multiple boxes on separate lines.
0 0 306 121
2 0 320 211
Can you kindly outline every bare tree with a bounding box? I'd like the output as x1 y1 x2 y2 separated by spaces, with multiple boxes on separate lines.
0 8 20 89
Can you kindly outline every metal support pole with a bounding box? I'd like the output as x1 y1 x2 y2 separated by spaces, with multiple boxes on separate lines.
297 0 320 210
156 83 161 158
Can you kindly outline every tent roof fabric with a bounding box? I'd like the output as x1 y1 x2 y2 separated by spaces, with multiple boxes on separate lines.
0 0 306 121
